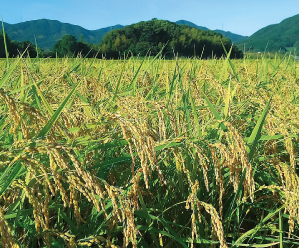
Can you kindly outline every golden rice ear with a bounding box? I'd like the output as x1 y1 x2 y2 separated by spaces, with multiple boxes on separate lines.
199 201 228 248
224 122 255 202
0 89 28 137
186 180 228 248
275 162 299 233
0 205 20 248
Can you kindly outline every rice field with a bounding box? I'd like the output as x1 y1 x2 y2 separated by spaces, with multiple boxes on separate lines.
0 53 299 247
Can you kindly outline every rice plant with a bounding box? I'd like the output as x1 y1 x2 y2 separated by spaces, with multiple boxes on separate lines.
0 50 299 247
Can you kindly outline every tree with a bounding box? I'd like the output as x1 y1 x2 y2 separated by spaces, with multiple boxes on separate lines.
15 40 38 57
0 34 18 58
114 36 121 50
52 35 78 57
135 42 151 56
121 34 127 44
79 34 84 43
77 41 91 57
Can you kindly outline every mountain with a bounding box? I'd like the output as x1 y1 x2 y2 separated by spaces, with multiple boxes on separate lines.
175 20 248 43
3 19 123 51
213 30 248 43
236 14 299 52
175 20 209 31
2 19 246 51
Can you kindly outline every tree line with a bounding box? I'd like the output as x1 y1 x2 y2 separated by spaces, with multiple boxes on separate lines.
0 19 243 59
0 34 40 58
0 33 92 58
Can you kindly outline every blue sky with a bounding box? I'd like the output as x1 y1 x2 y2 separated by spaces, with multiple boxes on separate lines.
2 0 299 36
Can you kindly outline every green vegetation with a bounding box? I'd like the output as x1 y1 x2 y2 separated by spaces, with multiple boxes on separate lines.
52 35 92 58
1 19 243 59
98 18 243 58
6 14 299 55
0 33 39 58
3 19 124 51
0 32 94 58
3 19 247 52
236 14 299 52
0 46 299 247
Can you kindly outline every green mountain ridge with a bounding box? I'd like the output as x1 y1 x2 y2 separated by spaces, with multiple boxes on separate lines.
175 20 209 31
4 14 299 54
2 19 247 51
3 19 123 51
175 20 248 43
236 14 299 52
213 29 248 43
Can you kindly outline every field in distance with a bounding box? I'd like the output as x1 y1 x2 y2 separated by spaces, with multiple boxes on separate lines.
0 55 299 247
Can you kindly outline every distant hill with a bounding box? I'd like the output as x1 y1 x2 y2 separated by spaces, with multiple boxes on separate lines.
99 19 243 59
213 30 248 43
175 20 248 43
236 14 299 52
2 19 247 52
3 19 123 51
175 20 209 31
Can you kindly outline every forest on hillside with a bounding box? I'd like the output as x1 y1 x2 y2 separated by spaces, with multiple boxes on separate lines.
0 19 243 59
98 19 243 58
236 14 299 52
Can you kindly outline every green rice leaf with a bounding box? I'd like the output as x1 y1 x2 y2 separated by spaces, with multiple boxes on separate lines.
2 19 9 67
203 93 228 131
0 161 24 197
36 79 82 138
247 98 271 161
